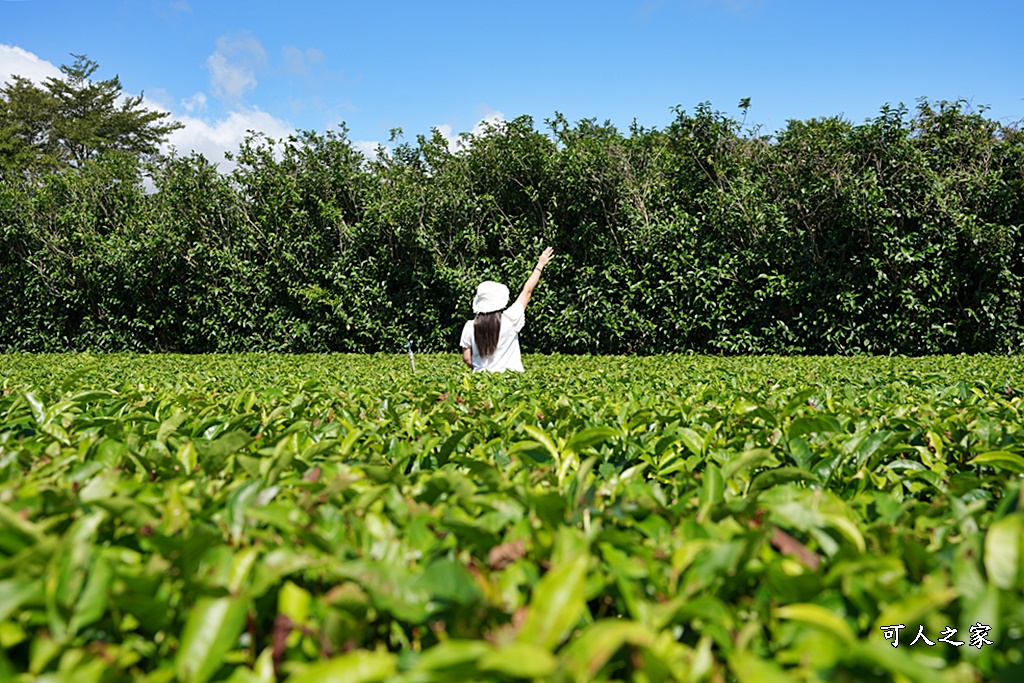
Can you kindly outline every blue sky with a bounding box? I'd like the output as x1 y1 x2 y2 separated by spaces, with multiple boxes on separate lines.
2 0 1022 167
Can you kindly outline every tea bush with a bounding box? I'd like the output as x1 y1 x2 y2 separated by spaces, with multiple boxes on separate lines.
1 353 1023 681
1 100 1022 354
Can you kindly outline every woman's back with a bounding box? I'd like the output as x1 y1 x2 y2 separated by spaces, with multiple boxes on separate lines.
459 247 554 373
459 300 526 372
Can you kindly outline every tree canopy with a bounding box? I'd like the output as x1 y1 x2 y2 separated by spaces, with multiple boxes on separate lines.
0 98 1021 354
0 54 182 177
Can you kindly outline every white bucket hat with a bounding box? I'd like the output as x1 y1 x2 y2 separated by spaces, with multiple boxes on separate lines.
472 281 509 314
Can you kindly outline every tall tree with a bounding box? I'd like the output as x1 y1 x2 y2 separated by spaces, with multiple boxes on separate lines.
0 54 182 176
0 75 59 173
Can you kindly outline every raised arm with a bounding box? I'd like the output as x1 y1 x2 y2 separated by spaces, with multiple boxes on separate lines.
515 247 555 310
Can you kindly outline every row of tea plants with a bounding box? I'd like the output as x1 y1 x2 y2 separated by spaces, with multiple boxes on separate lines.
1 353 1023 681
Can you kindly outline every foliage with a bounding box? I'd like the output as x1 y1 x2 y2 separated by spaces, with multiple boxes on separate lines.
0 55 182 178
1 353 1023 681
0 95 1022 354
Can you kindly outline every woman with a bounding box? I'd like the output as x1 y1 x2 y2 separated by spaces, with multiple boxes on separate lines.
460 247 554 372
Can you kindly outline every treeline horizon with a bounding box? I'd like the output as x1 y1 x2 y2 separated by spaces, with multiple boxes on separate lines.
1 95 1022 355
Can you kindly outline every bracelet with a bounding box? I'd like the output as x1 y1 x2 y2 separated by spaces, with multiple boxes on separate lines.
533 267 543 272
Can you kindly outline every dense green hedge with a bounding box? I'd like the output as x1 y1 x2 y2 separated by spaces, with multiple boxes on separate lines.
1 99 1022 354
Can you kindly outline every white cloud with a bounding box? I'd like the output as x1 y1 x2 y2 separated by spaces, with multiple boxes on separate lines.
282 46 324 77
435 123 458 151
470 107 506 136
437 107 507 152
352 139 383 163
0 43 63 86
207 33 267 100
180 92 208 113
142 87 176 111
169 110 385 172
164 107 295 169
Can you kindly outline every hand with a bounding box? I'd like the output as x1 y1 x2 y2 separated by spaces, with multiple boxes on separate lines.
536 246 554 270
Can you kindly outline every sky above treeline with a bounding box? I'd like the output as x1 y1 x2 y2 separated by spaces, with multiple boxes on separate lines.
2 0 1022 168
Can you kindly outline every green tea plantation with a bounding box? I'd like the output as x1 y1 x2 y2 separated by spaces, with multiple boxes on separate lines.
1 353 1022 682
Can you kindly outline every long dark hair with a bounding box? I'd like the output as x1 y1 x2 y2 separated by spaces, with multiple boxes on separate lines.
474 311 502 358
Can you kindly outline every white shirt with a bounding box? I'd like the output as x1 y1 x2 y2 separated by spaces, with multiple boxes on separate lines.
459 301 526 372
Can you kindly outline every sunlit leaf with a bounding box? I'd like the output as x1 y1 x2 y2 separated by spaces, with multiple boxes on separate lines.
175 596 249 683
